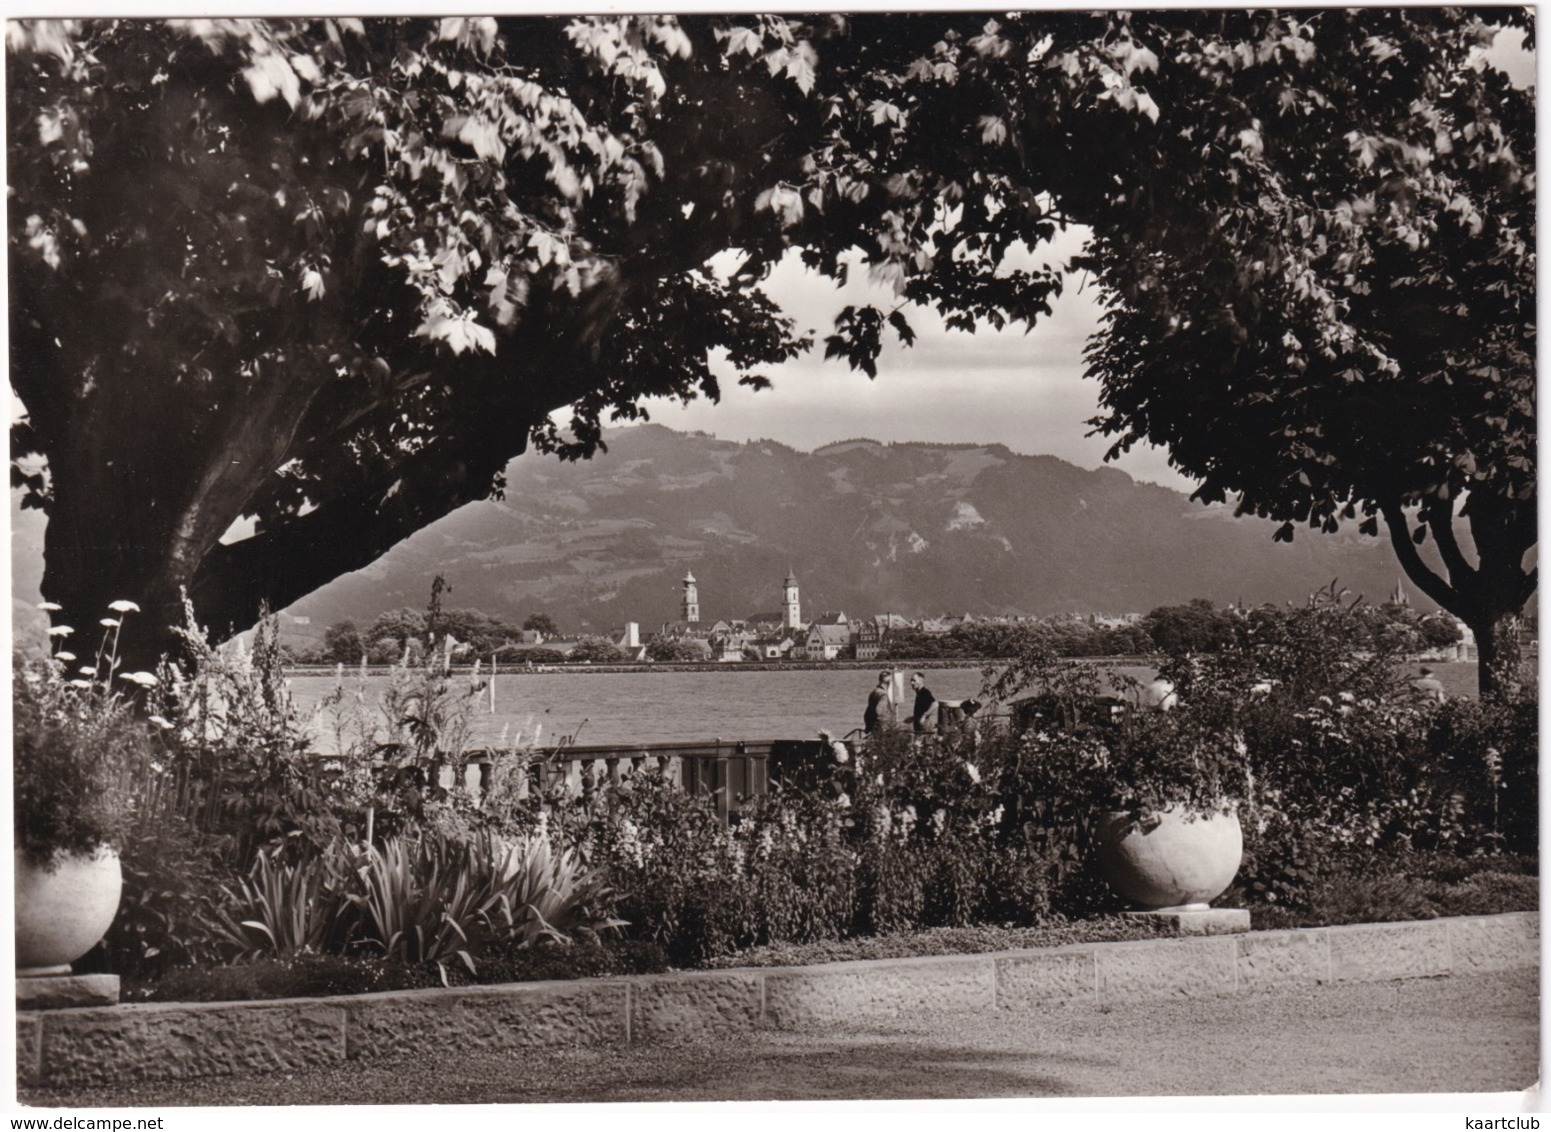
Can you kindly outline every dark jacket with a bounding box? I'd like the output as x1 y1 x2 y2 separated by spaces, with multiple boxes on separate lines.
864 686 889 732
912 686 936 733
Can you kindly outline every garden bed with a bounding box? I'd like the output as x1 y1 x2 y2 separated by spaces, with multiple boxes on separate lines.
117 916 1174 1004
699 917 1173 969
112 848 1536 1005
1240 850 1538 932
117 939 672 1005
24 593 1537 1013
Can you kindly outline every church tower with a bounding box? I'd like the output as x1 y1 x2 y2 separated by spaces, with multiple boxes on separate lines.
682 570 700 624
782 568 801 631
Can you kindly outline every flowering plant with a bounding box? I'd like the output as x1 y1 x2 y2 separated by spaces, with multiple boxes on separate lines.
988 642 1252 830
14 601 156 867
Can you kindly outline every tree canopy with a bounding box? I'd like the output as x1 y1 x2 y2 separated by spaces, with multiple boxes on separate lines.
9 13 1534 687
1142 600 1239 657
644 634 706 663
521 612 559 639
1075 12 1535 691
10 17 813 662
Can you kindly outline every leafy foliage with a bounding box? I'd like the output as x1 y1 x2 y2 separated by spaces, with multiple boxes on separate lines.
13 609 157 865
1141 600 1238 656
13 14 1531 683
344 829 622 974
567 637 627 664
645 634 706 663
207 826 622 979
85 806 231 979
521 613 559 638
496 828 625 944
982 586 1535 913
8 17 809 661
563 771 749 965
1073 11 1535 691
527 734 1059 966
216 839 355 959
149 602 366 864
1241 849 1537 931
321 620 365 665
502 647 567 666
1424 692 1538 856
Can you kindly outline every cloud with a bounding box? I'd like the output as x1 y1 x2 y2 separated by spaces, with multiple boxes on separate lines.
639 235 1194 492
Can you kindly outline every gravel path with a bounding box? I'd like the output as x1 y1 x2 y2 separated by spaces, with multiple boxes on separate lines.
20 969 1537 1107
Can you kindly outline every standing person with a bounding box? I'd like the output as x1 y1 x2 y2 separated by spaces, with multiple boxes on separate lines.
864 671 893 733
910 671 937 735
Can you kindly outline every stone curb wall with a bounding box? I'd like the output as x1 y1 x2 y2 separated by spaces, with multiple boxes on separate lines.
18 912 1537 1090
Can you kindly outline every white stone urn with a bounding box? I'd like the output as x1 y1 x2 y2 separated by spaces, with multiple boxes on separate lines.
15 847 123 976
1094 806 1242 911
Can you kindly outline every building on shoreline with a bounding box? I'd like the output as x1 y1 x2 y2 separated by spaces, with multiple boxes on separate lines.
681 571 700 625
783 569 802 631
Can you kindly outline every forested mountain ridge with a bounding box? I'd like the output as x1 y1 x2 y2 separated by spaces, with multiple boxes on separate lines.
277 425 1421 634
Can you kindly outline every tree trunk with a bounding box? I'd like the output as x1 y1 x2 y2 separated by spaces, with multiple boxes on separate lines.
37 340 330 669
41 443 283 673
41 439 513 673
39 399 206 672
1468 611 1527 702
1379 497 1535 700
40 346 600 672
188 428 526 647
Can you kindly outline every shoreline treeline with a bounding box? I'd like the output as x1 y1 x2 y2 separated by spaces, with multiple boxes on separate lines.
289 596 1465 668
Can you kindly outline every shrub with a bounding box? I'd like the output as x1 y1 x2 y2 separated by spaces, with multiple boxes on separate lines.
984 646 1253 826
536 727 1067 964
978 586 1541 917
1426 694 1538 855
150 604 362 865
1242 848 1538 930
852 839 927 935
13 642 155 867
343 828 622 975
81 809 231 979
474 827 625 948
572 770 751 965
346 833 489 972
215 838 358 959
741 790 855 944
194 823 623 982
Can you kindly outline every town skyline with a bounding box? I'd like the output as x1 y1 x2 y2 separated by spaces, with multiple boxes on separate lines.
265 557 1479 672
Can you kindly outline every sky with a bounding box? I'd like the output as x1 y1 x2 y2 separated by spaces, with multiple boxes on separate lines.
634 227 1198 491
625 23 1534 495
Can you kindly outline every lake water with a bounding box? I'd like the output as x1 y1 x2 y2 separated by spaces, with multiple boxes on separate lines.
284 658 1480 751
286 666 1013 751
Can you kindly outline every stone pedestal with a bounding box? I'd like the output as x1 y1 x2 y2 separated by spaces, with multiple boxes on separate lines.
1124 907 1251 936
17 973 120 1011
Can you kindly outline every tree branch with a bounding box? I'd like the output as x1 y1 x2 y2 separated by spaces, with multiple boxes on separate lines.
1422 496 1477 589
1379 499 1464 616
189 427 528 636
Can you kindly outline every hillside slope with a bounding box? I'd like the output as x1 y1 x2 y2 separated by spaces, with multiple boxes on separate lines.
283 424 1420 632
